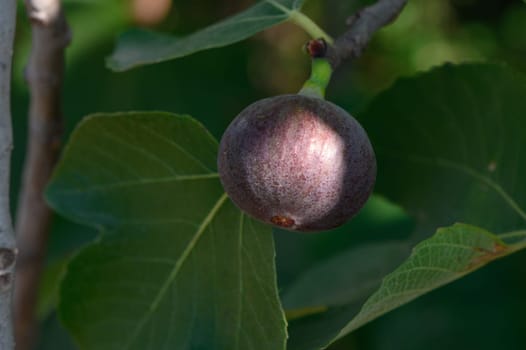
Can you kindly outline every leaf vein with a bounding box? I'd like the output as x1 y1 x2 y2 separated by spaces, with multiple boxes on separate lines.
55 173 220 194
135 122 215 173
123 193 229 348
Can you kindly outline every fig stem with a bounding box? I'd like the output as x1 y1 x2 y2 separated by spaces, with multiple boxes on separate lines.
265 1 333 43
298 58 333 99
289 10 334 44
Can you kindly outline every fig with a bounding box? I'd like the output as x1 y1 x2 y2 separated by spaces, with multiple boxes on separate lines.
218 94 376 232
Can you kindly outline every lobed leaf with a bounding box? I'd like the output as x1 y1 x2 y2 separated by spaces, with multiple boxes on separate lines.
363 63 526 237
286 63 526 349
46 113 287 349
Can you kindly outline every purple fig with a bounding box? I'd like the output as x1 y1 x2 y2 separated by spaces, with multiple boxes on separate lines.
218 94 376 232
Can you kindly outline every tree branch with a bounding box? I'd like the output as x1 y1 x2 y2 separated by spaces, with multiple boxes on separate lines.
0 0 19 349
325 0 407 69
14 1 70 349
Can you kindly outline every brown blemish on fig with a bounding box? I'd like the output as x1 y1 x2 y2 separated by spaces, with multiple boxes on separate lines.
271 215 295 228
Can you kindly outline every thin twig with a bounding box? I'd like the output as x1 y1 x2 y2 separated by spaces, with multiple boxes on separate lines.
0 0 19 349
14 1 70 349
325 0 408 68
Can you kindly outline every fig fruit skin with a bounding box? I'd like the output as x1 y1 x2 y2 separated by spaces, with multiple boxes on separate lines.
218 94 376 232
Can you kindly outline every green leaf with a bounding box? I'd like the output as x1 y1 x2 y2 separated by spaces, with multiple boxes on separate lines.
285 63 526 349
107 0 306 71
282 242 411 310
363 63 526 237
283 241 411 350
335 224 526 337
287 224 526 350
36 258 69 320
46 112 287 349
36 313 76 350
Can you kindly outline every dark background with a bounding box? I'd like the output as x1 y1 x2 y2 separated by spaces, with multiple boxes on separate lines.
10 0 526 349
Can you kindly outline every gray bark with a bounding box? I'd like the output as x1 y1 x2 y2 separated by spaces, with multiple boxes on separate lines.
0 0 19 349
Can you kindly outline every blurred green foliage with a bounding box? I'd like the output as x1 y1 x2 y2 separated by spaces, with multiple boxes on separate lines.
8 0 526 349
